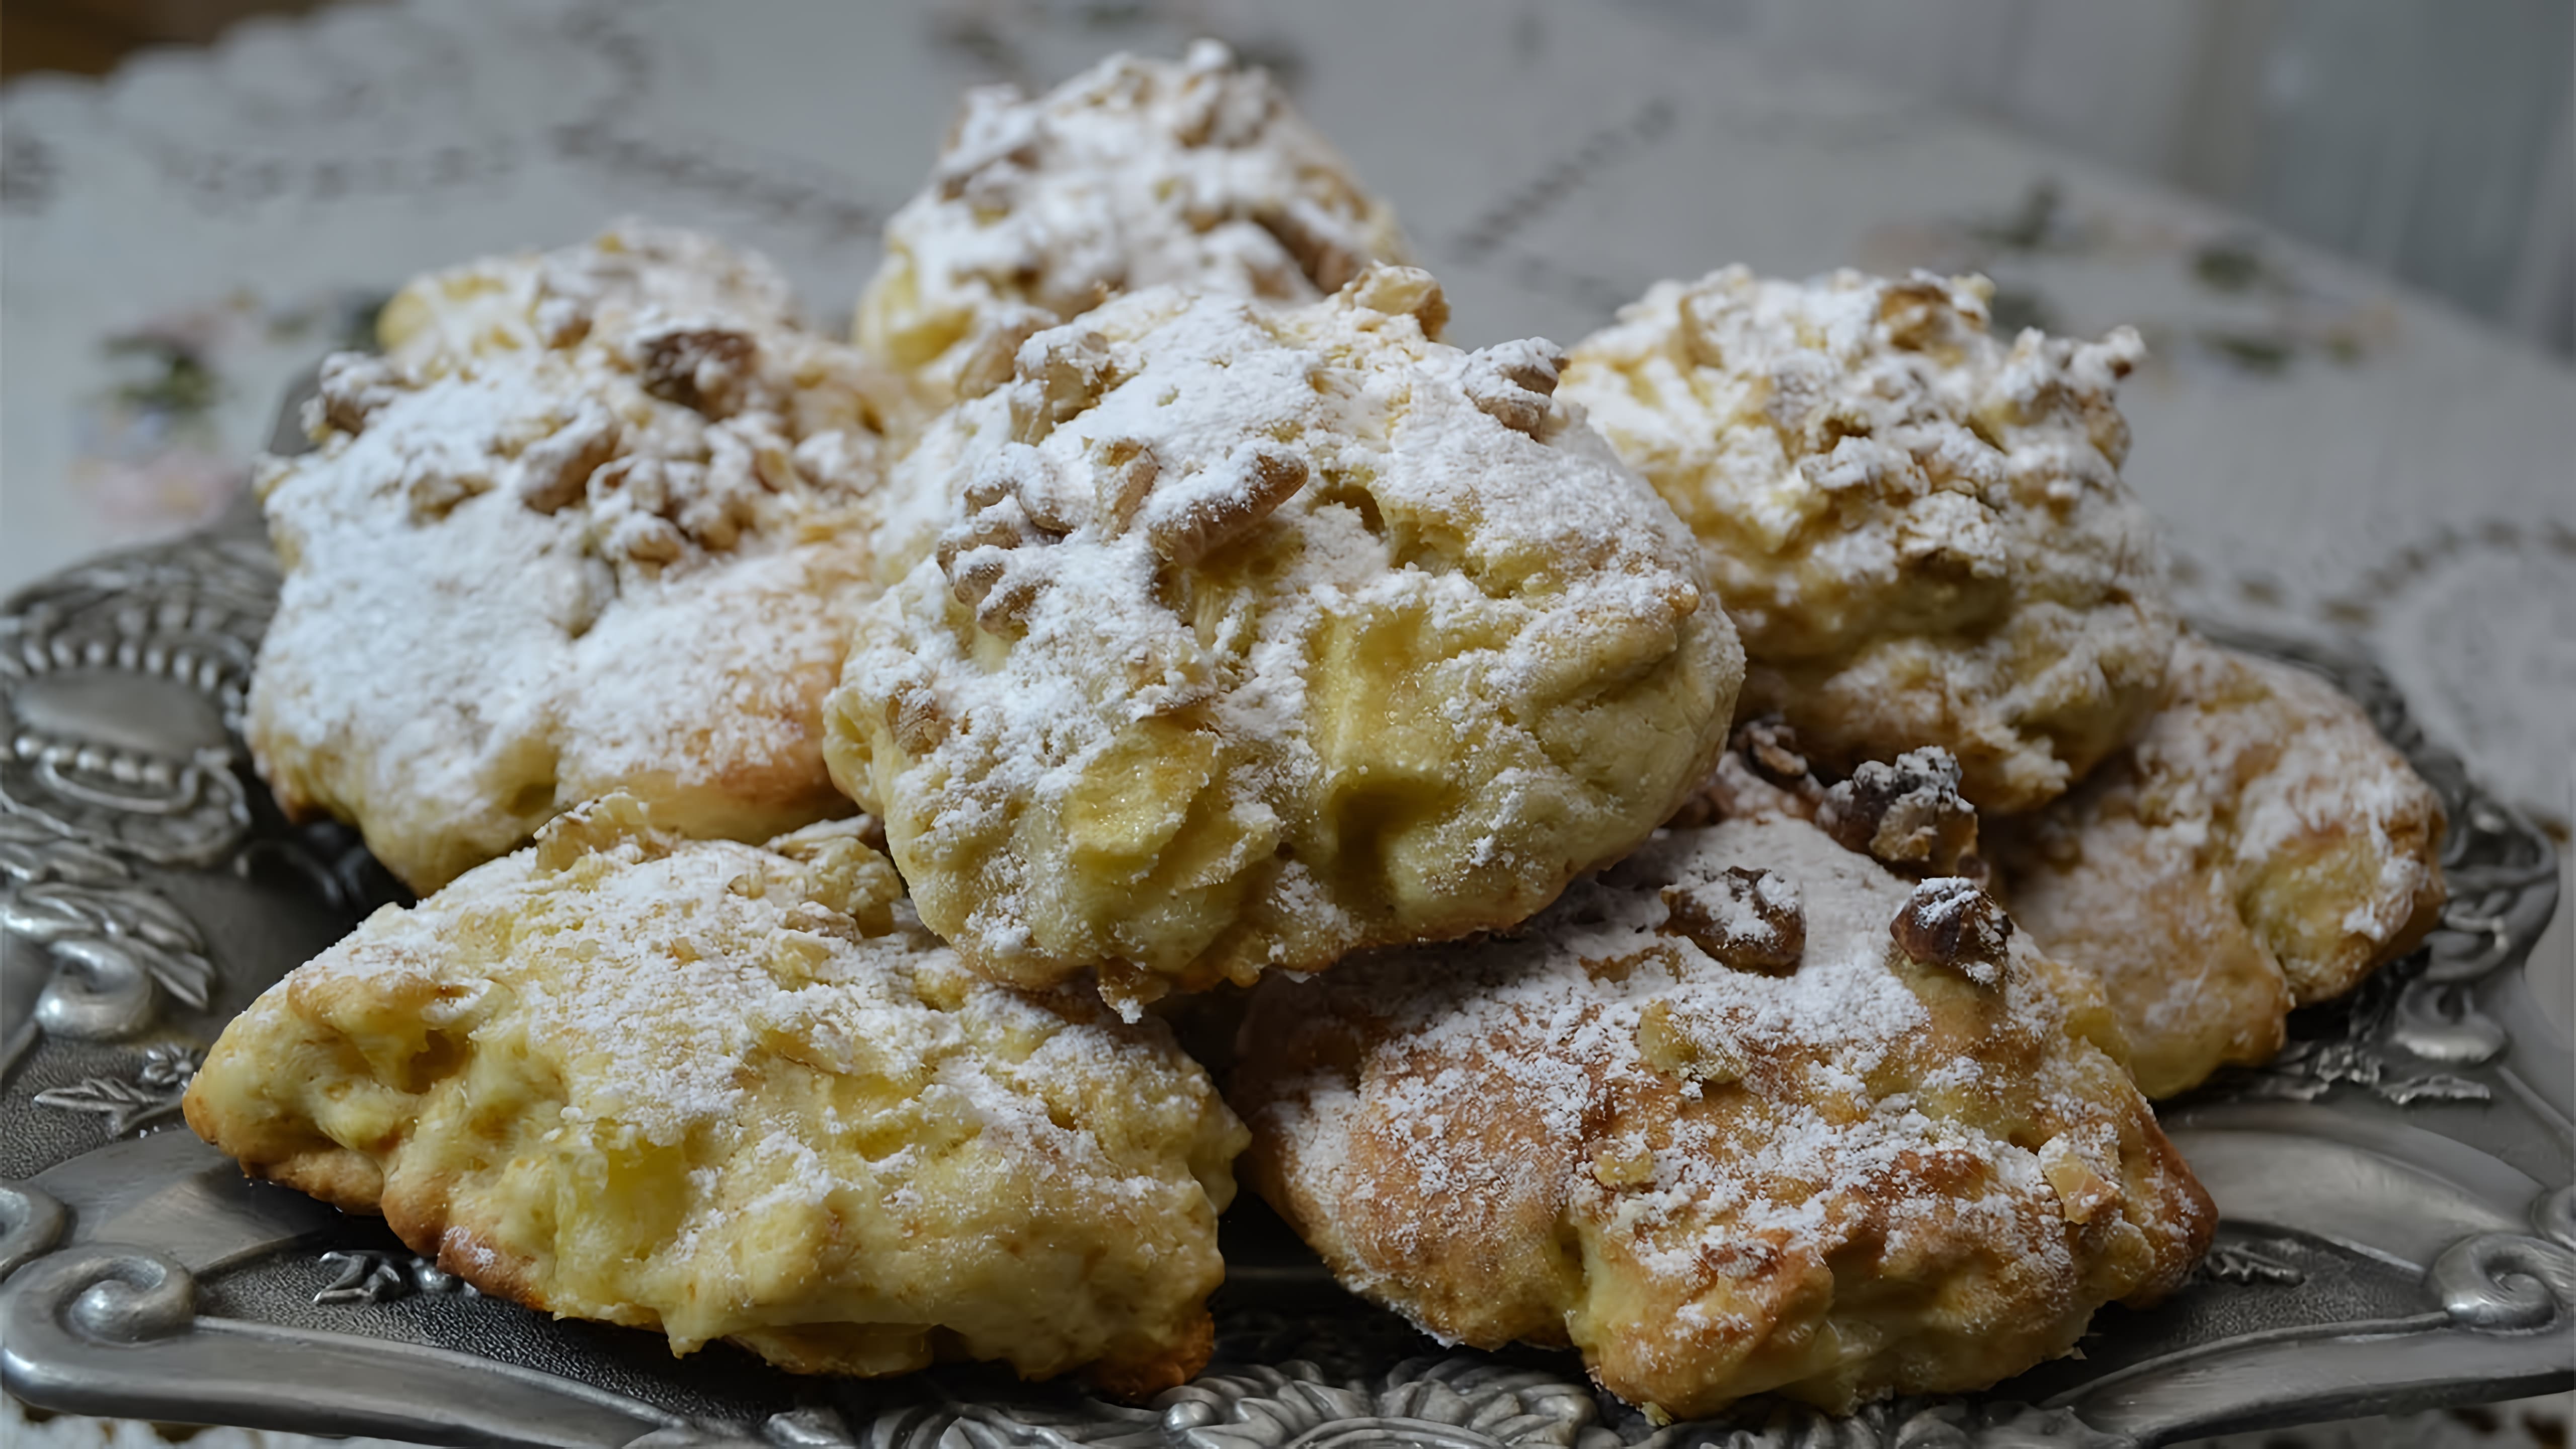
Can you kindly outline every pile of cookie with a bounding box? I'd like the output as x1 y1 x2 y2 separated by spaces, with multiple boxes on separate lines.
183 43 2447 1418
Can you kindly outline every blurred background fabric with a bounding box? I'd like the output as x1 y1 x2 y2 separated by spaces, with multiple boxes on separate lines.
1633 0 2576 357
13 0 2572 354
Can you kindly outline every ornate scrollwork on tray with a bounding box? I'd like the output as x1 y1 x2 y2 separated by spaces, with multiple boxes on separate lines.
2428 1187 2576 1332
310 1248 478 1307
0 532 277 867
805 1354 2135 1449
1 800 219 1080
0 535 2565 1446
29 1043 201 1135
0 531 283 1081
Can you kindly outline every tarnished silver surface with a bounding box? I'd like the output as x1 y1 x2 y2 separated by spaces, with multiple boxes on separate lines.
0 514 2565 1444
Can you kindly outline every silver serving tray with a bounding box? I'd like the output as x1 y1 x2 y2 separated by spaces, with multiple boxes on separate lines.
1 456 2567 1445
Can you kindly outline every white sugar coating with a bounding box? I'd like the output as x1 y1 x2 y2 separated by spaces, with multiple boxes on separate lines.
250 225 898 894
857 40 1409 411
376 220 800 374
293 815 1180 1159
185 797 1245 1387
830 273 1742 1008
1666 863 1807 954
1560 267 2177 813
1239 814 2211 1416
1995 634 2447 1097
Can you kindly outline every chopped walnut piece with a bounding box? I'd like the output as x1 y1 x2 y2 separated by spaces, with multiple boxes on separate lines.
949 303 1055 404
1735 716 1814 788
1818 747 1981 875
1141 442 1309 568
514 403 621 513
1255 201 1367 294
531 792 653 873
1671 716 1823 828
582 416 783 567
932 92 1043 200
1343 264 1448 339
1091 437 1162 537
399 454 492 522
313 353 407 436
1462 339 1567 437
1171 44 1281 147
634 324 759 416
1890 876 2013 986
936 445 1081 638
883 682 948 757
1636 998 1746 1085
1661 865 1805 974
1009 327 1114 444
967 442 1088 534
937 524 1045 640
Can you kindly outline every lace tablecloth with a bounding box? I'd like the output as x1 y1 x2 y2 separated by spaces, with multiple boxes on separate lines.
3 1 2570 1441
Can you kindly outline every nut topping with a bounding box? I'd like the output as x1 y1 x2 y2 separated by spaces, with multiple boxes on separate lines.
634 324 758 416
1734 716 1814 788
1890 876 2013 986
1342 264 1449 340
1461 338 1567 437
1254 202 1366 294
1008 327 1114 444
313 353 407 436
1661 865 1805 975
1091 437 1161 537
1818 747 1980 875
513 402 621 513
1140 442 1309 567
936 453 1068 640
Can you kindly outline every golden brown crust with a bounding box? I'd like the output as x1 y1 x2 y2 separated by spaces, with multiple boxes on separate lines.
1994 635 2448 1098
1236 817 2212 1418
248 225 893 895
185 797 1244 1386
831 275 1739 1012
1562 269 2177 814
856 42 1410 412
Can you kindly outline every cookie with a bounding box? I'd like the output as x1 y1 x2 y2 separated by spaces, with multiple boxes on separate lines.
249 225 895 893
183 795 1244 1395
374 220 802 374
1234 816 2212 1417
828 268 1741 1013
1993 635 2447 1097
857 40 1408 411
1560 267 2178 813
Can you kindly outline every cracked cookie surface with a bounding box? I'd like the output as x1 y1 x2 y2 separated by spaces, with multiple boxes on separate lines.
249 224 897 893
1560 267 2177 813
827 268 1740 1012
1992 634 2447 1097
184 795 1244 1394
857 40 1409 414
1234 816 2211 1418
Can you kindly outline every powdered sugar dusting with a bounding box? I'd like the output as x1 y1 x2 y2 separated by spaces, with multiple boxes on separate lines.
1560 266 2176 811
858 42 1408 407
831 276 1738 1002
1241 814 2210 1413
250 225 894 893
1996 633 2447 1094
197 799 1246 1380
